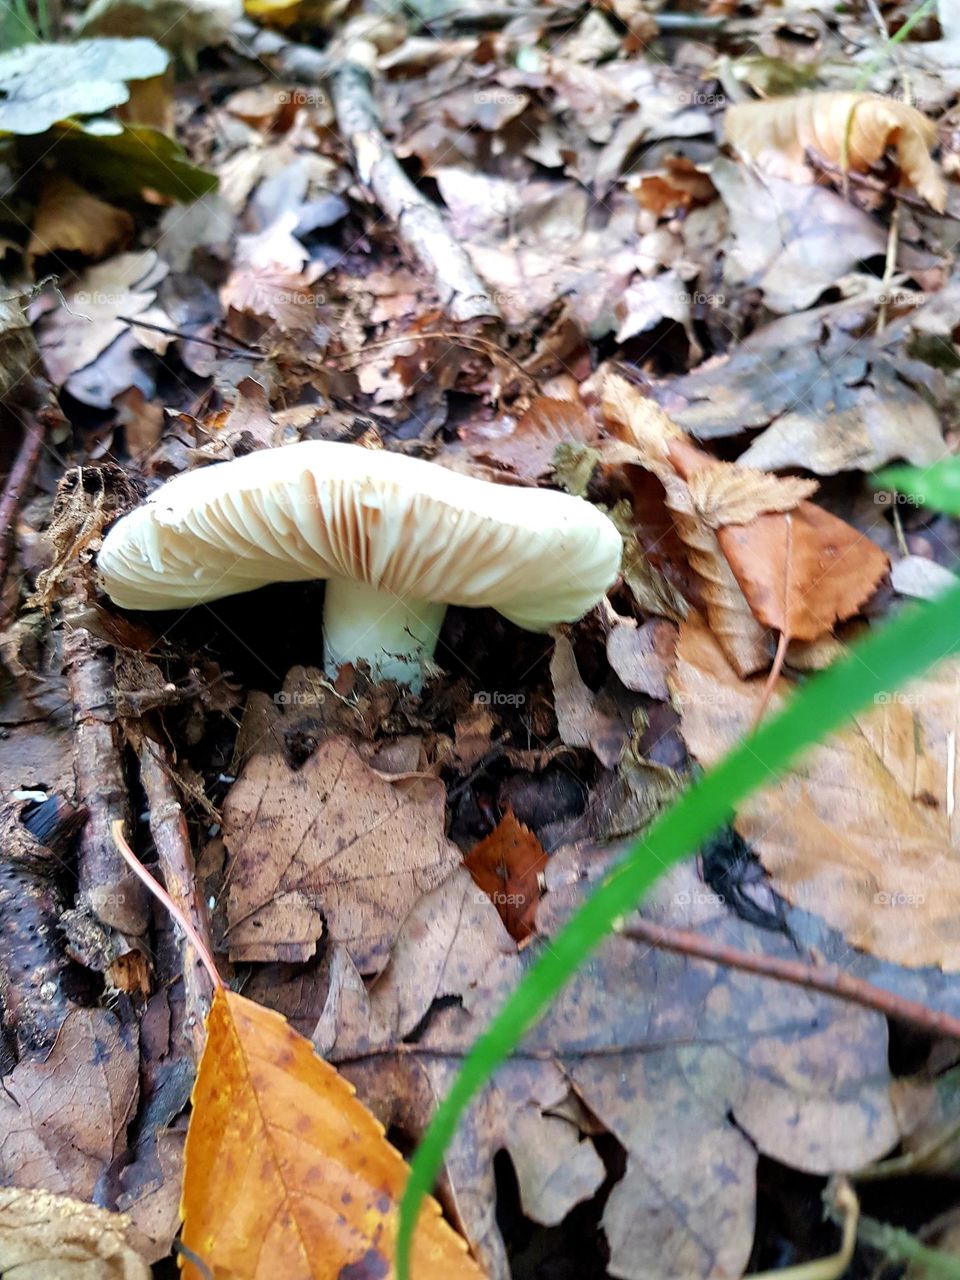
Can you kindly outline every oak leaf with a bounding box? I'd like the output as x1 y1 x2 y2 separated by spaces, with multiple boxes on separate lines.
180 988 483 1280
724 91 946 211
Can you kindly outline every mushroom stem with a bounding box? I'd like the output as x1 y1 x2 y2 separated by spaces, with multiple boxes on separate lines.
321 577 447 691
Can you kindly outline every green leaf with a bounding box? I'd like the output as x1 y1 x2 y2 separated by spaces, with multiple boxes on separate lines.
874 459 960 517
397 577 960 1279
0 37 169 135
38 120 217 202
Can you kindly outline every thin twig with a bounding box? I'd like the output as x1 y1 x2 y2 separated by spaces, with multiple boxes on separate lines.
331 46 500 324
112 819 223 997
328 331 538 390
116 315 265 359
621 918 960 1041
0 407 50 628
138 738 219 1060
750 1179 859 1280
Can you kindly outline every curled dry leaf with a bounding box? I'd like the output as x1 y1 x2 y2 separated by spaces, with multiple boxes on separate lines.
686 465 818 528
673 611 960 969
463 809 548 942
724 91 946 212
223 736 461 971
0 1188 149 1280
181 987 483 1280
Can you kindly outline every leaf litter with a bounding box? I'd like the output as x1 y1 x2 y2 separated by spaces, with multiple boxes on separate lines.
3 0 960 1275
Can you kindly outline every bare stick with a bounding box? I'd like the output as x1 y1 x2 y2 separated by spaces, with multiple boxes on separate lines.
138 741 219 1060
331 60 500 325
0 406 54 628
113 819 222 998
621 918 960 1041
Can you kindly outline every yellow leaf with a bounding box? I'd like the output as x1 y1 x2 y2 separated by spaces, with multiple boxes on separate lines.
724 91 946 212
181 988 485 1279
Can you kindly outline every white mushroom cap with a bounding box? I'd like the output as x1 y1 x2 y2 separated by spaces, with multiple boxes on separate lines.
98 441 622 688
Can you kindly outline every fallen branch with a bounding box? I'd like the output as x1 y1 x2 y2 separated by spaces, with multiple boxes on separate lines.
621 917 960 1041
37 467 149 944
138 738 218 1062
0 408 53 629
330 54 500 325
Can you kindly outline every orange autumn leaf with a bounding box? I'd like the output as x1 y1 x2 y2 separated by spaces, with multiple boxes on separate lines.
724 91 946 212
180 988 485 1280
463 810 548 942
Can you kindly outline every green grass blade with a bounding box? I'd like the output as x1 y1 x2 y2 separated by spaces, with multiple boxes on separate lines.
397 579 960 1279
875 459 960 517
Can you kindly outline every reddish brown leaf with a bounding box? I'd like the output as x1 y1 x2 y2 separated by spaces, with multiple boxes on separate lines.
463 810 548 941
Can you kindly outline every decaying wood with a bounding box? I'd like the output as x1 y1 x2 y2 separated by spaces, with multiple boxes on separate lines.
330 57 500 325
37 468 149 943
139 738 217 1062
0 798 85 1053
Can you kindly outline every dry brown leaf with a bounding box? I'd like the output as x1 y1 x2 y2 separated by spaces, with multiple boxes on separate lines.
686 465 818 528
0 1010 139 1199
28 176 134 265
463 810 548 941
716 504 890 641
724 91 946 212
223 736 461 971
606 616 678 698
606 383 888 649
672 611 960 969
181 988 483 1280
0 1188 149 1280
603 376 770 675
551 635 630 767
470 395 598 481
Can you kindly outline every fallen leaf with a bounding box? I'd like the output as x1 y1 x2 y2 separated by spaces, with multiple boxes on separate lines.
223 737 462 971
890 554 958 601
656 301 946 473
686 465 818 528
673 610 960 969
37 249 168 398
0 1188 150 1280
469 395 598 481
551 635 630 768
463 810 548 941
0 36 168 135
27 175 133 264
606 615 678 698
710 155 889 314
181 987 483 1280
724 91 946 211
0 1010 139 1199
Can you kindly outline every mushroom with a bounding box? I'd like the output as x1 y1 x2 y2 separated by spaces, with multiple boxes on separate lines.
97 442 622 691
